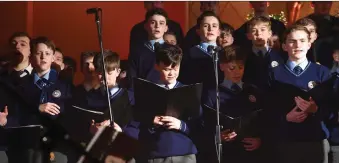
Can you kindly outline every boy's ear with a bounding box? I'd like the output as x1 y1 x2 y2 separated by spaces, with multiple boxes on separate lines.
196 28 201 36
143 23 148 31
246 32 253 40
117 68 121 75
52 54 55 62
164 25 168 33
268 29 273 38
219 63 225 71
154 64 159 71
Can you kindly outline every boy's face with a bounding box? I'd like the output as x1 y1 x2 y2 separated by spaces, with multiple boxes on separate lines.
10 36 30 63
199 16 220 43
333 50 339 62
282 30 311 61
155 62 180 84
200 2 218 13
250 2 268 13
144 1 163 11
220 61 244 83
82 56 95 78
31 43 55 73
314 2 332 15
54 51 64 67
145 14 168 40
218 31 234 47
247 22 272 47
304 25 317 43
98 68 121 88
164 34 177 45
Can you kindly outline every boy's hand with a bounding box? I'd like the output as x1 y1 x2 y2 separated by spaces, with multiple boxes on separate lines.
153 116 164 126
221 129 237 142
295 97 318 113
39 103 60 115
286 106 308 123
90 120 122 134
159 116 181 130
242 137 261 151
0 106 8 127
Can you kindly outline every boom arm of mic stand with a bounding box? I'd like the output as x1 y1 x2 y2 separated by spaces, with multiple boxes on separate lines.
92 9 115 126
213 51 222 163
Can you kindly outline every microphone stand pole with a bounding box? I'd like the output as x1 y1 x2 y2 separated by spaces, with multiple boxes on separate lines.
212 48 222 163
90 9 114 126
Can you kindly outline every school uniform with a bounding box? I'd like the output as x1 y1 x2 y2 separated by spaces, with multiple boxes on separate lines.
202 80 263 163
137 80 202 163
269 59 331 163
128 40 165 89
0 64 36 163
233 17 286 47
243 46 284 91
21 69 73 163
129 19 184 54
179 42 223 94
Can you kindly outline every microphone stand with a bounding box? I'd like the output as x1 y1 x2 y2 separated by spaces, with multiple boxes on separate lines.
209 47 222 163
88 9 114 126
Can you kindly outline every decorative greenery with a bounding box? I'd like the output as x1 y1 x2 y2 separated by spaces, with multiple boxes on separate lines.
246 10 287 25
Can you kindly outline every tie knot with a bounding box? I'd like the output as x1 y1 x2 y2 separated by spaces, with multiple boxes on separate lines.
293 66 303 75
231 83 241 93
36 78 49 89
165 84 170 90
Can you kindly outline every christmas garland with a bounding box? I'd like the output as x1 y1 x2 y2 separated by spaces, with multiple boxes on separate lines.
246 10 287 25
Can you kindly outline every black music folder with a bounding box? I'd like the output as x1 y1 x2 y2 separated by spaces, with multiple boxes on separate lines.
133 78 203 123
203 104 262 137
270 74 337 111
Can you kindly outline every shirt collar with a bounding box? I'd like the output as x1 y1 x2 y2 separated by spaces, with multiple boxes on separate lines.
34 69 51 84
9 63 33 77
149 39 165 49
286 59 309 71
199 42 217 53
220 79 243 90
157 80 177 89
109 85 120 97
252 45 270 56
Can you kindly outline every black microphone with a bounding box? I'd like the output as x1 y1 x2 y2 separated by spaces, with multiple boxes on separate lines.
207 45 215 54
86 7 101 14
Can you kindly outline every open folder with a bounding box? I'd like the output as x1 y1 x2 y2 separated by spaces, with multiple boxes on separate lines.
203 104 263 137
133 78 203 123
270 73 338 111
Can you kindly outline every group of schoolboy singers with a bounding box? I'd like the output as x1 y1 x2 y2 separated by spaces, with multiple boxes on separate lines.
1 1 339 163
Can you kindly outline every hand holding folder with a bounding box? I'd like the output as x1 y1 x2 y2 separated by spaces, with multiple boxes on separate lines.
270 73 338 113
133 78 203 123
203 104 263 137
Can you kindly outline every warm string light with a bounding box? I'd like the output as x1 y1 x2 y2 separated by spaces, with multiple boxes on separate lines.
246 10 288 25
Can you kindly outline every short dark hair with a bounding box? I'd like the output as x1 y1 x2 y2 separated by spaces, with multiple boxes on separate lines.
282 25 311 43
144 8 168 24
55 47 63 54
219 45 247 64
8 32 31 44
247 16 272 32
164 31 176 37
63 56 77 72
221 23 234 35
93 50 120 73
30 36 56 54
80 51 97 71
197 11 221 28
155 43 182 67
294 18 317 30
